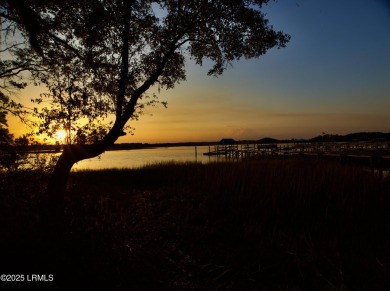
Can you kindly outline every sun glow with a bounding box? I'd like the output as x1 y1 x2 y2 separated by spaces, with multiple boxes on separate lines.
54 130 67 142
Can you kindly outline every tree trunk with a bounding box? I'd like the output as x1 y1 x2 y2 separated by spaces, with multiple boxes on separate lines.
43 128 122 231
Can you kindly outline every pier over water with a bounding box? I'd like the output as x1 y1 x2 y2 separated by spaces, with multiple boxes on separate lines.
203 139 390 168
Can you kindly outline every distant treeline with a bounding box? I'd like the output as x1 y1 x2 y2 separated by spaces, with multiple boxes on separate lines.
18 132 390 152
258 132 390 144
109 141 217 151
309 132 390 143
23 141 219 152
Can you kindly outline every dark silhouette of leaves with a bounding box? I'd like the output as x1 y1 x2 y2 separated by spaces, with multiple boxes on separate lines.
0 0 289 194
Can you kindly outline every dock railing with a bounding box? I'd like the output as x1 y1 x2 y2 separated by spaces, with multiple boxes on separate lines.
204 141 390 158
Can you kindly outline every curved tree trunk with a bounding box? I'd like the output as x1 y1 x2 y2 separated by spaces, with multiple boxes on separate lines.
43 127 124 232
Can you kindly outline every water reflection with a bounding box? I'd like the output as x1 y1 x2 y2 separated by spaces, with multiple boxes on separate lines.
73 146 212 170
71 146 390 176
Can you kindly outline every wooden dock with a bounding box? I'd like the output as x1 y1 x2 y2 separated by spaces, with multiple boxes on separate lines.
203 141 390 168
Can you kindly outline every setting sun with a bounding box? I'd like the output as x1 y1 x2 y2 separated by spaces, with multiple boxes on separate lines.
54 130 67 142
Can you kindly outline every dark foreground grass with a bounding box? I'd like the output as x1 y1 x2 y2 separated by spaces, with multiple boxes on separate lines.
1 158 390 290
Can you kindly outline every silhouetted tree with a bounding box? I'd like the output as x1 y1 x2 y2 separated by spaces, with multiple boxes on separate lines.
0 94 34 171
0 95 16 170
1 1 289 208
0 15 33 170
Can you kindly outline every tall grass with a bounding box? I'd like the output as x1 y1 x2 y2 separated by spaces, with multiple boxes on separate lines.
1 158 390 290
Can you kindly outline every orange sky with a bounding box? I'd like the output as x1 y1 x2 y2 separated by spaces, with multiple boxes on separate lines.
8 0 390 143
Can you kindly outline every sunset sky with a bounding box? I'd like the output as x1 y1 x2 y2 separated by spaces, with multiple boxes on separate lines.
10 0 390 143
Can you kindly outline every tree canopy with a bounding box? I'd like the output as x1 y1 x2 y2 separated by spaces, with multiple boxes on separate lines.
1 0 289 141
0 0 289 193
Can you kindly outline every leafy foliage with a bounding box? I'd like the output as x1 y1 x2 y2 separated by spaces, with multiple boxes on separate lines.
1 0 289 146
1 0 289 197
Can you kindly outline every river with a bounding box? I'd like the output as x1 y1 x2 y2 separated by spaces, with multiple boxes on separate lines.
70 145 390 179
72 146 217 170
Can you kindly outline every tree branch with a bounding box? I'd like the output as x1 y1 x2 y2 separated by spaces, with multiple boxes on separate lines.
117 13 198 130
0 62 30 77
0 42 25 53
0 12 19 23
116 1 131 119
44 31 85 61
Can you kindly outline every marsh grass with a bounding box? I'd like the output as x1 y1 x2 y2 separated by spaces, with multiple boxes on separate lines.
1 158 390 290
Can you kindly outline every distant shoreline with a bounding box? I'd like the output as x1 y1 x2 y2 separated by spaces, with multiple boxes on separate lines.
17 131 390 153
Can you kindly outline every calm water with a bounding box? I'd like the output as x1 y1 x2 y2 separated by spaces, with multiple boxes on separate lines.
67 145 389 178
72 146 217 170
